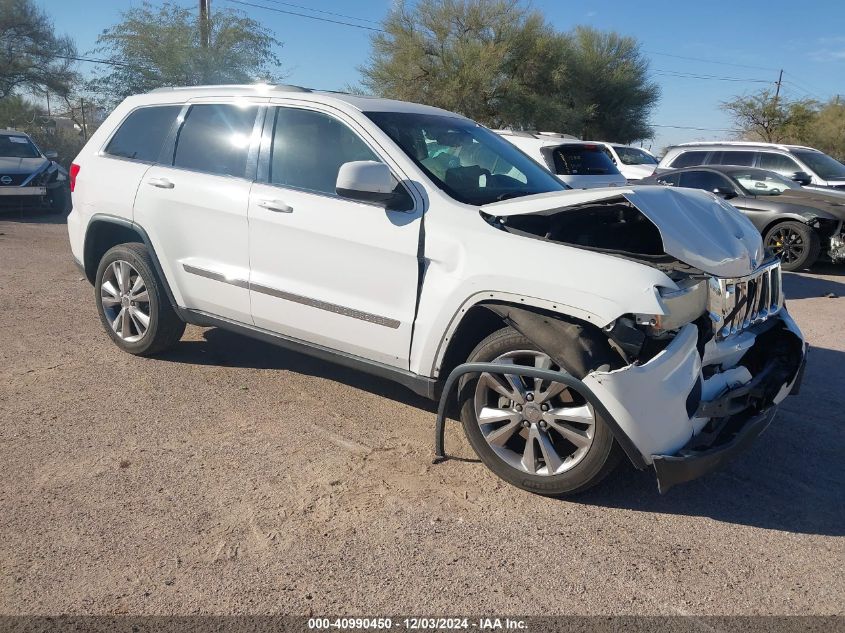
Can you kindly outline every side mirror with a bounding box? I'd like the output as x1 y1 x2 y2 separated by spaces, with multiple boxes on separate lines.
44 150 58 160
713 186 737 200
791 171 812 186
336 161 395 204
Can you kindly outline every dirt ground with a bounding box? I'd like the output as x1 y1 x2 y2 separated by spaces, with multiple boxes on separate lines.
1 214 843 617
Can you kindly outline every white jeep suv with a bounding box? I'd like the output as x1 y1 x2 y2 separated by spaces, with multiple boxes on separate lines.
67 85 806 495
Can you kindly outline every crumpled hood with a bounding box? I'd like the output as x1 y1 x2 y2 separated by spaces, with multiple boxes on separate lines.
483 185 765 278
0 156 48 175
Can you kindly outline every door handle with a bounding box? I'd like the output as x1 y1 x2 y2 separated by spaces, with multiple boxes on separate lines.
147 177 175 189
257 199 293 213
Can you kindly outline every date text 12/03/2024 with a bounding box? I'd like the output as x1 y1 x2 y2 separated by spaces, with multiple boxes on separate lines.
307 617 528 630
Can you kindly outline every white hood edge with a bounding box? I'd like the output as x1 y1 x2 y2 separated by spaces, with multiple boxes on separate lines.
483 185 765 278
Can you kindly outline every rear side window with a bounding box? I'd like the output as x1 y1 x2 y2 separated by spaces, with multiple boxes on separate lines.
104 106 181 162
670 151 707 168
268 107 379 195
709 151 756 166
173 104 259 177
549 145 619 175
679 170 732 192
759 152 801 174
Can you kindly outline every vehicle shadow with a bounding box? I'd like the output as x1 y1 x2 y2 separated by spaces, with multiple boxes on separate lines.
0 210 68 224
784 267 845 299
572 344 845 537
160 326 438 413
161 327 843 537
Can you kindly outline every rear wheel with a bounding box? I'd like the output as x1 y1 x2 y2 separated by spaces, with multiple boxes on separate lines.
459 327 621 496
764 221 820 271
94 243 185 356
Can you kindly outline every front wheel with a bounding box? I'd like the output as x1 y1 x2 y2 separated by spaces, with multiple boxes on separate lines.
764 221 820 271
94 243 185 356
459 327 621 496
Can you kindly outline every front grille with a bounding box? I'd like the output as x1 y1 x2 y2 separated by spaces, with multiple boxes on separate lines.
0 174 27 186
708 260 783 339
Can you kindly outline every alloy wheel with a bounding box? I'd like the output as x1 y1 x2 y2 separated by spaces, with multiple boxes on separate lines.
473 350 595 476
767 226 805 264
100 260 151 343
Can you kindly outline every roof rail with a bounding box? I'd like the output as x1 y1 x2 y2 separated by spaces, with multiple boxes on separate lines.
149 83 313 93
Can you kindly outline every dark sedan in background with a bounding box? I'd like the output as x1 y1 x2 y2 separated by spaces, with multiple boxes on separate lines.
643 165 845 270
0 130 70 215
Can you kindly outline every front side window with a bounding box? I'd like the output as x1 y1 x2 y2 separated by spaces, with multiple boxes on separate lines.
655 173 680 186
268 107 378 195
758 152 800 174
613 146 658 166
550 144 620 176
730 169 799 196
670 151 707 168
173 104 259 177
104 105 181 162
678 170 733 192
792 150 845 180
708 151 756 166
366 111 566 205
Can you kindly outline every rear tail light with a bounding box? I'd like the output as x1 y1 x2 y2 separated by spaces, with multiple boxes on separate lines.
69 163 80 192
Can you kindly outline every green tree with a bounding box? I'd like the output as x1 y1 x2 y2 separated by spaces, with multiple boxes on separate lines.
361 0 567 129
803 99 845 161
722 90 818 143
0 0 78 99
360 0 658 142
563 27 659 142
90 1 283 106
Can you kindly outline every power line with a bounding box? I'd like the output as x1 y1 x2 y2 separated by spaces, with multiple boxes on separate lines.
650 123 741 132
653 69 774 83
259 0 381 25
645 49 778 71
222 0 385 32
6 48 157 72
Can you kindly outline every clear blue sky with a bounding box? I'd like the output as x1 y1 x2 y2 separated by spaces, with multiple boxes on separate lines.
40 0 845 151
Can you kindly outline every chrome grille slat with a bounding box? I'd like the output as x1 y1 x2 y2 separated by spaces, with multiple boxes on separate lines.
710 260 783 340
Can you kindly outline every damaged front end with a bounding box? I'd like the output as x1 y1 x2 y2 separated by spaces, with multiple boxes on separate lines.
481 187 808 492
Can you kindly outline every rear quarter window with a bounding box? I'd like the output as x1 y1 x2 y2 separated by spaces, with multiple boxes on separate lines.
104 106 182 162
670 151 707 168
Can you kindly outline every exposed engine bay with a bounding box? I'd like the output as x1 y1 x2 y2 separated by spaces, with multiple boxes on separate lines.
476 191 806 490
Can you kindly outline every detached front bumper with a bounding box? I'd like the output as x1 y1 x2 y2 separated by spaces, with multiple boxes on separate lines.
584 310 806 493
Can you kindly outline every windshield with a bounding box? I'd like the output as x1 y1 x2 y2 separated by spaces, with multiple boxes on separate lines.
0 135 40 158
792 150 845 181
365 111 567 205
612 145 658 165
731 169 799 196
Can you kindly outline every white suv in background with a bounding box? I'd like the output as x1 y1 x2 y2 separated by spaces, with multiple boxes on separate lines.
495 130 627 189
659 141 845 190
67 85 806 496
595 142 658 181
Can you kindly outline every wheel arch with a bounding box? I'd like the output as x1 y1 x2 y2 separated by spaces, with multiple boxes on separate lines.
83 214 178 309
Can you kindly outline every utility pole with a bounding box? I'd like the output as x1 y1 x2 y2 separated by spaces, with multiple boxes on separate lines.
773 69 783 105
199 0 210 48
80 98 88 141
45 90 51 117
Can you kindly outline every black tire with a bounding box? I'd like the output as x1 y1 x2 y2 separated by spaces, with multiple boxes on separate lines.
47 185 70 215
458 326 622 496
94 243 185 356
764 221 820 271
